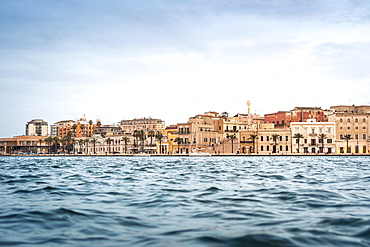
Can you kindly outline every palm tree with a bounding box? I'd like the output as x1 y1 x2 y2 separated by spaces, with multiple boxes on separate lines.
70 139 76 154
72 124 77 138
271 134 280 153
139 130 146 152
227 134 237 153
293 133 304 153
43 137 53 154
90 138 99 154
174 137 182 154
78 139 84 154
155 131 164 155
343 134 352 153
248 134 258 153
148 130 155 146
133 130 140 147
52 137 60 154
318 133 327 153
105 138 113 154
80 124 86 137
84 138 90 154
121 136 130 154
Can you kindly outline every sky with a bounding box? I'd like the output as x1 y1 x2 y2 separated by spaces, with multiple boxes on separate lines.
1 0 370 137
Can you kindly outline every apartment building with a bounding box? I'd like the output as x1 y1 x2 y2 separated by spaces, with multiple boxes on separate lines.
328 105 370 153
118 117 165 133
25 119 48 136
290 120 336 154
265 107 326 128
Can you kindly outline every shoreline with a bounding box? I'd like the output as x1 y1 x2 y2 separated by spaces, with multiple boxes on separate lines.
1 153 370 157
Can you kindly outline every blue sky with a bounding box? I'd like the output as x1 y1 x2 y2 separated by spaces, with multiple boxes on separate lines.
1 0 370 137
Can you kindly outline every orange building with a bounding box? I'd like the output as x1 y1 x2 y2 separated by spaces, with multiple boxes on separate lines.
264 107 326 128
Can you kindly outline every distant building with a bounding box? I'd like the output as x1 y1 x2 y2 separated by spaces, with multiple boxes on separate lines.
291 119 336 154
264 107 326 128
25 119 48 136
118 117 165 133
328 105 370 154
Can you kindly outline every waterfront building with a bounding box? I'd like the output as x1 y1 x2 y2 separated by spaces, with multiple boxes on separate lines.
51 116 96 139
290 120 336 154
176 112 224 154
50 120 75 138
118 117 165 133
328 105 370 154
244 124 292 155
264 107 326 128
0 135 47 154
25 119 48 136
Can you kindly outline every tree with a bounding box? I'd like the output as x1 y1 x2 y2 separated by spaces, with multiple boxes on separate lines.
70 139 76 154
221 112 229 119
293 133 304 153
121 136 130 154
155 131 164 155
227 134 237 153
248 134 258 153
44 137 53 154
78 139 85 154
139 130 146 152
90 138 99 154
343 134 352 153
318 133 327 153
271 134 280 153
72 124 77 137
148 130 155 146
52 137 60 154
80 124 86 137
84 138 90 154
174 137 182 154
105 138 113 154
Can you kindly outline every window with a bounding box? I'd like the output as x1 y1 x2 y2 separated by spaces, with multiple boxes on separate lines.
355 118 358 123
340 134 343 139
261 146 264 151
267 146 270 151
327 128 331 134
327 139 332 143
347 118 351 124
363 118 366 123
266 136 270 141
260 136 264 141
340 119 343 123
279 136 282 141
363 134 367 140
285 136 289 141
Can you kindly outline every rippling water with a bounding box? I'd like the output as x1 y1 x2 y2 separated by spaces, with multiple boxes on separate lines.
1 156 370 246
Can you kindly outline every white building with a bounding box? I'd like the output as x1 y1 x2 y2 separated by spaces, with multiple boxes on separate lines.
290 119 336 154
25 119 48 136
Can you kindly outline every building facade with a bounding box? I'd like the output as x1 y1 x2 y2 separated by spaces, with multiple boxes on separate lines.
25 119 48 136
290 120 336 154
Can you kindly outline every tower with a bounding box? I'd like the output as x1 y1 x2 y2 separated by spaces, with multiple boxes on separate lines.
247 100 252 124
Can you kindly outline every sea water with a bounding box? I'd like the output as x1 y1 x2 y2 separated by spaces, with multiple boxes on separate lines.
0 156 370 246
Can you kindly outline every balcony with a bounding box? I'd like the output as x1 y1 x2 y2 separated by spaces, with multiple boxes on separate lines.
309 133 317 136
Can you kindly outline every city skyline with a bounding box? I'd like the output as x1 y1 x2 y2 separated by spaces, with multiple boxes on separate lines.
1 1 370 138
